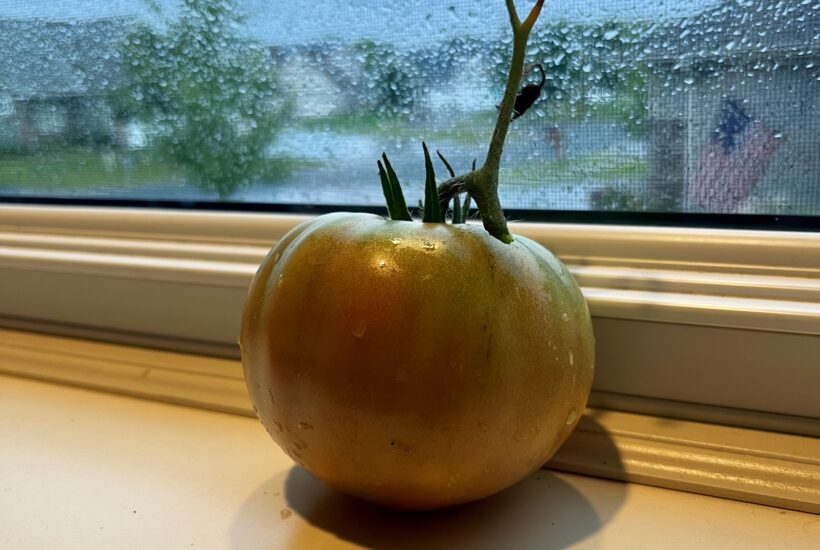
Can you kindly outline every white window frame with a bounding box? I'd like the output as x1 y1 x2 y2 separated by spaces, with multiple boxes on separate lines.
2 203 818 420
1 204 819 513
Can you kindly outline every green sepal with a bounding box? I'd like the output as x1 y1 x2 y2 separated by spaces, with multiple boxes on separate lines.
422 143 443 223
381 153 412 221
462 193 472 221
436 149 456 178
452 193 464 224
377 160 395 219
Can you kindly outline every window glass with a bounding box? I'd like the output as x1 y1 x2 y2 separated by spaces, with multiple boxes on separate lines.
0 0 817 215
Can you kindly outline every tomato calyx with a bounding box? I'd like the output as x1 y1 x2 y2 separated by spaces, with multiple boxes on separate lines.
376 0 546 245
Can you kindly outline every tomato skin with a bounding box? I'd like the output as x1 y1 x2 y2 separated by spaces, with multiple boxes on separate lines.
240 212 594 510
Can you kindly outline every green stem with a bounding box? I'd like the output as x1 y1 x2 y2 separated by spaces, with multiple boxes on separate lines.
436 0 544 243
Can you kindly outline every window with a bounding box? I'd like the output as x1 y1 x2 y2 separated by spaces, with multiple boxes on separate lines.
0 0 816 219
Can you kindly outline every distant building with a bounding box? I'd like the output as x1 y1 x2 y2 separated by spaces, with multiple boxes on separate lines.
269 44 355 118
0 18 134 151
645 0 819 212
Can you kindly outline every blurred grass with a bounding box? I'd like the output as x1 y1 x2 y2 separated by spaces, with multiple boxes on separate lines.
294 95 645 147
0 149 179 189
0 148 321 190
294 111 494 146
501 153 647 185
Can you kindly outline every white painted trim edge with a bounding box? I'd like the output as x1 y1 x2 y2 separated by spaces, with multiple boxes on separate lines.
2 212 819 334
2 328 817 514
2 205 819 419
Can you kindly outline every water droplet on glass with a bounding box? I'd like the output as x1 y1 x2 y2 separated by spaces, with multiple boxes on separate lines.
561 312 569 322
280 509 292 520
390 238 401 245
569 350 574 366
297 422 313 430
421 240 437 251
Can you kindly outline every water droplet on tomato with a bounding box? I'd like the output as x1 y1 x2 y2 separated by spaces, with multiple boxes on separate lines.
277 274 284 288
421 240 437 251
297 422 313 430
569 350 574 366
561 312 569 322
390 238 402 245
351 319 367 338
566 408 578 425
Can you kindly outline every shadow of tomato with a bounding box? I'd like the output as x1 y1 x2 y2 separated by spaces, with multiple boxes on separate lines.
230 418 626 549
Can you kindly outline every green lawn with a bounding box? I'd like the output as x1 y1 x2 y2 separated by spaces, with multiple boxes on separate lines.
294 95 646 145
294 111 494 146
0 149 180 190
501 153 647 185
0 149 321 191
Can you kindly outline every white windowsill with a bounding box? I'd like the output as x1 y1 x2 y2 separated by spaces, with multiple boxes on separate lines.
2 374 818 549
2 328 818 514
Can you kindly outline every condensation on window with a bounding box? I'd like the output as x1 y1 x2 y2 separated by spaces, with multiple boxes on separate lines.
0 0 817 215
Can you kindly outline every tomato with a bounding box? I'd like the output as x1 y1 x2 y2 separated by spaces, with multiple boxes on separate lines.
240 212 594 510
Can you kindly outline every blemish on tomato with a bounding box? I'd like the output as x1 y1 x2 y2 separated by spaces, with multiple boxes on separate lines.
351 319 367 338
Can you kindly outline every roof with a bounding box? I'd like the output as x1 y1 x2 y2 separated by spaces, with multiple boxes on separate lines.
0 17 130 99
646 0 820 64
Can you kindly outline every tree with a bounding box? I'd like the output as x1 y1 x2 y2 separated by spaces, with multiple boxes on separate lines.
117 0 289 197
353 41 417 118
487 20 649 131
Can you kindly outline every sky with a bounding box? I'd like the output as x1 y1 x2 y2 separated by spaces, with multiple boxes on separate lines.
0 0 719 47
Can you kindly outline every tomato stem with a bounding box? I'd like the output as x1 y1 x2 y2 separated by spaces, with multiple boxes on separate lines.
436 0 545 243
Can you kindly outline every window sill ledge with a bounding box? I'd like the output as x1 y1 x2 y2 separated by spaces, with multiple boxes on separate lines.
2 328 818 515
2 372 818 549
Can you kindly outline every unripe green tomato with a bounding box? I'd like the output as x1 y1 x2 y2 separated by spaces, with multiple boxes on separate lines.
240 212 594 510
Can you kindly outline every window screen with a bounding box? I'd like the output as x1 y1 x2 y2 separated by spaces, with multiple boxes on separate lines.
0 0 817 216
